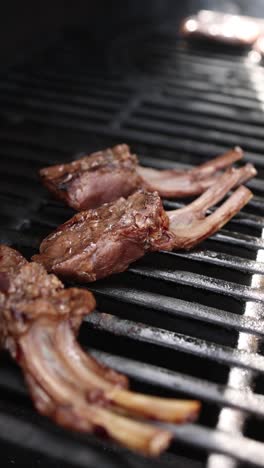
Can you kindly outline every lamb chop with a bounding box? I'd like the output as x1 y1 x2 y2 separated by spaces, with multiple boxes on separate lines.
33 164 254 282
0 245 200 456
39 143 249 211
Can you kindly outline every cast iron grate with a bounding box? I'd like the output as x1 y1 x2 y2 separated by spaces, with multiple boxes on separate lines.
1 26 264 467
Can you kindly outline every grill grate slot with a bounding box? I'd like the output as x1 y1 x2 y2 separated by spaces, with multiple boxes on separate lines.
84 312 264 376
89 285 264 337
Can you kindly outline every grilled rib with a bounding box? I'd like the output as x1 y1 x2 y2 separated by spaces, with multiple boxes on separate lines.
0 245 200 456
39 144 248 210
34 164 254 282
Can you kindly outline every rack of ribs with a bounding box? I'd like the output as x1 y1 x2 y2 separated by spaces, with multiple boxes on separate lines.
34 164 254 282
39 144 252 210
0 245 200 456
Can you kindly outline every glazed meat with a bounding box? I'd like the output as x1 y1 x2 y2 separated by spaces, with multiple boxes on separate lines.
40 144 249 210
0 245 200 456
34 164 254 282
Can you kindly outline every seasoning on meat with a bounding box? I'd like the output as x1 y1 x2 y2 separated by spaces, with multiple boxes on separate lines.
39 144 249 210
0 245 200 456
34 164 255 282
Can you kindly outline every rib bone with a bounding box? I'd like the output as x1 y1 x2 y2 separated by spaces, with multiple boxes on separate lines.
55 320 200 423
168 166 254 249
40 144 253 210
138 146 245 197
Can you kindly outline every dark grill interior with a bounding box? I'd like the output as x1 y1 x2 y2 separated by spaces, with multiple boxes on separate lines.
1 24 264 468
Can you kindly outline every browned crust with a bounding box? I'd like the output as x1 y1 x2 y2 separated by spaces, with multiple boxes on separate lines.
33 190 173 282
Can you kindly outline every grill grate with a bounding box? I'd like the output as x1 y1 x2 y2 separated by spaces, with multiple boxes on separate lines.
1 26 264 467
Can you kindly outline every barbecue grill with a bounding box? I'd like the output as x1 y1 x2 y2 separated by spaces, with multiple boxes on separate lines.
1 2 264 467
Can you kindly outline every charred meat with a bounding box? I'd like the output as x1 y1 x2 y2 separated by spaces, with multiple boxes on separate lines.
40 144 249 210
0 245 200 455
34 164 254 282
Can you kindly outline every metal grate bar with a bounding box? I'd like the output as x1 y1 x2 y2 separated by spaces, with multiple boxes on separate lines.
0 95 113 122
136 104 264 140
212 230 264 250
1 406 264 467
167 250 264 275
89 286 264 337
162 86 263 111
91 350 264 418
0 84 124 111
0 412 121 468
163 77 261 101
129 266 264 303
1 348 264 421
6 71 131 98
134 112 264 158
163 423 264 467
140 95 264 129
85 312 264 374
